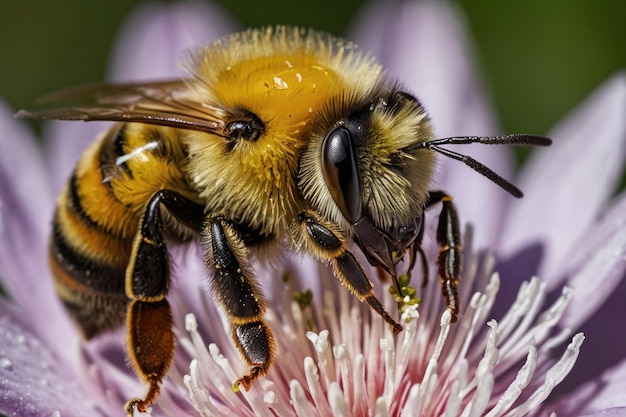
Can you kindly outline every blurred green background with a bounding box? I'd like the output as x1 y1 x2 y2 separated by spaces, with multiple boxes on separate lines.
1 0 624 140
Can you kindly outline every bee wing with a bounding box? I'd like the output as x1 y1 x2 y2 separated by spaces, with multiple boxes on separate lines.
16 80 231 137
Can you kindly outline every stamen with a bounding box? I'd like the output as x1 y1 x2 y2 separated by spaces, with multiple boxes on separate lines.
328 382 349 417
485 346 537 417
332 344 353 408
306 330 333 388
290 380 316 417
303 357 333 415
177 247 584 417
401 385 422 417
505 333 584 416
380 337 395 405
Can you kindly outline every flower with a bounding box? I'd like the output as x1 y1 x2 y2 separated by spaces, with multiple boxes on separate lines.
1 1 625 417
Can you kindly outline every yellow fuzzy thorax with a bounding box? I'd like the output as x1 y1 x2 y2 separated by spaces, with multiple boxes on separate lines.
182 27 386 235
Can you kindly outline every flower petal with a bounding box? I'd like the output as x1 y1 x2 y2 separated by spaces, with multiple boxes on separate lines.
45 121 111 195
0 100 78 355
580 409 626 417
0 300 104 417
552 359 626 416
0 100 51 242
108 0 238 81
500 72 626 282
559 190 626 329
537 191 626 407
350 0 514 249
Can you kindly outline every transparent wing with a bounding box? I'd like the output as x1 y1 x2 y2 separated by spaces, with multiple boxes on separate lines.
16 80 231 137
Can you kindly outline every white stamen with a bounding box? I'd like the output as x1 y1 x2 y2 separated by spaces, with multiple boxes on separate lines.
468 373 495 417
485 346 537 417
396 304 419 383
177 247 584 417
264 390 291 416
306 330 333 388
304 357 333 415
328 382 349 417
332 344 353 408
380 337 395 405
401 385 421 417
353 354 366 412
444 359 469 417
290 380 317 417
465 322 499 416
505 333 585 416
444 378 463 417
375 397 390 417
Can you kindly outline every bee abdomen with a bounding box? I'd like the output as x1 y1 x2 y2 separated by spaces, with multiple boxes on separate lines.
49 134 138 338
50 213 130 338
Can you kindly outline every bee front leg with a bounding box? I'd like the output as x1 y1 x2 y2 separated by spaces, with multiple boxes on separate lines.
427 190 461 322
124 190 204 414
204 216 275 392
296 210 403 335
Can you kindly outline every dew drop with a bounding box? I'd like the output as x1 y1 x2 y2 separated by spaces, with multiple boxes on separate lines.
51 411 61 417
0 356 13 371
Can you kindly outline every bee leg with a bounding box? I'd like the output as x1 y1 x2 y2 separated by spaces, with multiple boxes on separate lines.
124 190 204 414
427 191 461 322
297 211 403 335
205 216 275 392
406 214 429 288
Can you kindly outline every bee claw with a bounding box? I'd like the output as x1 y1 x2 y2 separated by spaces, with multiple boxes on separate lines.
233 365 264 393
125 398 148 416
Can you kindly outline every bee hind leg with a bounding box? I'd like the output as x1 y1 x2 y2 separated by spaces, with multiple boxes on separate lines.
124 190 204 414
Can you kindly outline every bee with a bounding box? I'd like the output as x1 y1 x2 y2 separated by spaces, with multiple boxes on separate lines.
18 26 551 414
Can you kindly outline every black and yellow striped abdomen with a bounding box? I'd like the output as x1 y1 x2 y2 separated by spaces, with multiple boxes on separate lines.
50 123 196 338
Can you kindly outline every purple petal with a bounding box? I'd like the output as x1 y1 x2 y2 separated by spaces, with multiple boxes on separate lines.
581 410 626 417
551 358 626 416
0 100 79 355
499 73 626 283
559 190 626 329
0 301 105 417
45 121 111 195
350 0 514 249
541 191 626 403
108 0 238 81
0 100 51 240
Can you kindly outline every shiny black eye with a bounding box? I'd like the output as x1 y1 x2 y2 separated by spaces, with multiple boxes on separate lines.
321 126 362 223
225 112 264 142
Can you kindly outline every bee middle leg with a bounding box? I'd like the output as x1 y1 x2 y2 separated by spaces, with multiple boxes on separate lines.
296 210 403 335
124 190 204 414
204 216 275 392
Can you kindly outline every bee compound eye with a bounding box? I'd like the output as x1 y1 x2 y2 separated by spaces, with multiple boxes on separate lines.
321 126 362 223
225 113 264 142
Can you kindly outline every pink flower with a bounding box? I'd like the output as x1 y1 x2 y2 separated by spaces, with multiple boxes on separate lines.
0 1 624 416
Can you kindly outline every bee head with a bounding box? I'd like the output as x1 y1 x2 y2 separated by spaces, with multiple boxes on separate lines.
300 86 437 275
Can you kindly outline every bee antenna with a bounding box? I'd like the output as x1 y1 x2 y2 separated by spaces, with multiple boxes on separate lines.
407 134 552 198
